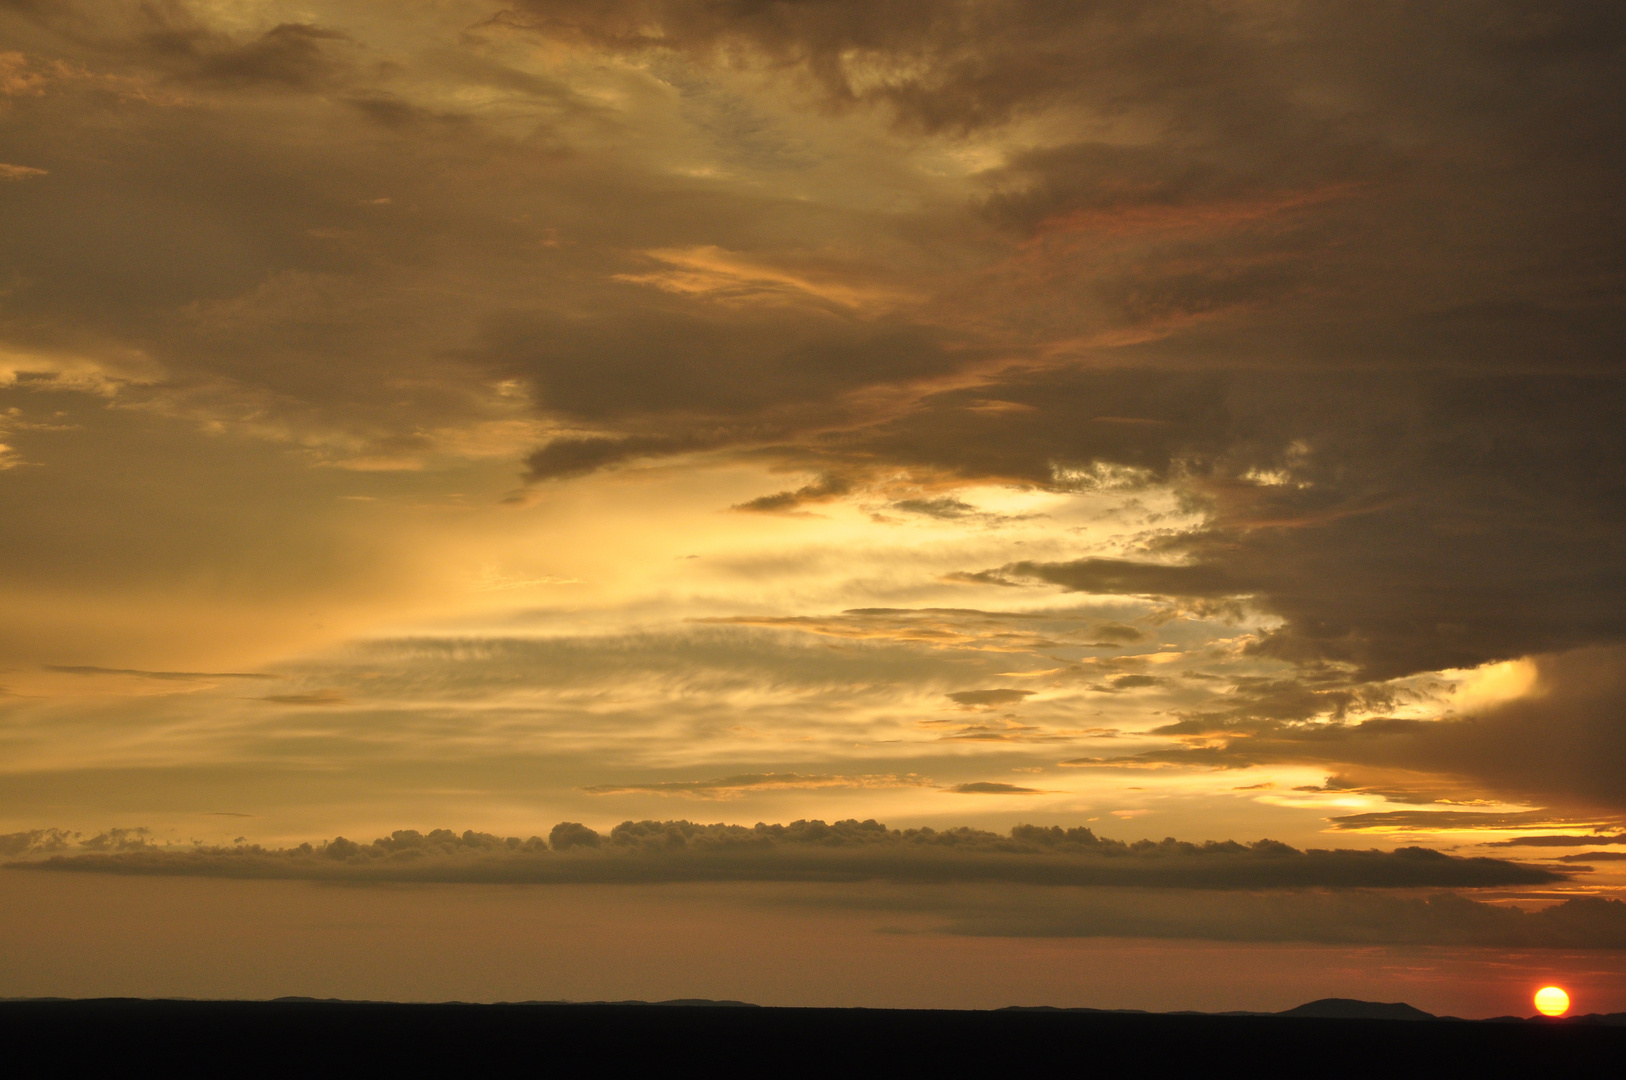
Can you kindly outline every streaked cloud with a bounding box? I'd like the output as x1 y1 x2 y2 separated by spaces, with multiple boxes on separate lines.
582 773 935 799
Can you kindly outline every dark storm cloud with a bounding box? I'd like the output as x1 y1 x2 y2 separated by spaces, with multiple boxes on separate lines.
489 309 983 489
484 310 966 424
6 818 1561 889
938 372 1626 681
992 558 1237 599
480 2 1626 693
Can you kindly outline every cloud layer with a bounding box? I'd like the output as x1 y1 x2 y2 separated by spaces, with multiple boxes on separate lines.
5 819 1561 890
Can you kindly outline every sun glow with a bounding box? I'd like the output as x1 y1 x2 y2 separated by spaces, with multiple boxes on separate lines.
1534 986 1570 1017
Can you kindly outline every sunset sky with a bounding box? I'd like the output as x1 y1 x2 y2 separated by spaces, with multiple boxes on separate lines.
3 0 1625 1015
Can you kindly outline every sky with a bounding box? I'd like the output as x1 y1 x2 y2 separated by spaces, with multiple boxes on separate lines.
2 0 1625 1015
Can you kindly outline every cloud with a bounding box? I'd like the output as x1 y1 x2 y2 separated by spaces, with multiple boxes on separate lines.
0 163 46 180
1493 835 1626 848
992 558 1239 599
892 496 976 519
949 782 1045 795
0 828 72 857
613 246 915 311
947 689 1032 709
259 689 347 706
522 434 717 483
1325 811 1615 833
158 22 355 90
581 773 934 799
45 665 271 681
696 608 1106 653
6 819 1562 890
733 473 852 514
1084 647 1626 812
915 887 1626 950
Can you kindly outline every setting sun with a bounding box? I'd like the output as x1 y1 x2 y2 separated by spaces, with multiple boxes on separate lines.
1534 987 1571 1017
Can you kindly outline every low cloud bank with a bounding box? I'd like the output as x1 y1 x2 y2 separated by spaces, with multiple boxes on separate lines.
2 820 1560 889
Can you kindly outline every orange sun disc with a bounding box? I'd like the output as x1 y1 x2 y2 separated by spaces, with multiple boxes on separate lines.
1534 986 1570 1017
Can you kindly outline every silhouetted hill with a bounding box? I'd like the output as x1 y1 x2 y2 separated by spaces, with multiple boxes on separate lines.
1279 998 1436 1021
3 999 1623 1074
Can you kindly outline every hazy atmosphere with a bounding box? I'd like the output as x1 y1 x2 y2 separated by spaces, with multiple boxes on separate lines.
3 0 1624 1016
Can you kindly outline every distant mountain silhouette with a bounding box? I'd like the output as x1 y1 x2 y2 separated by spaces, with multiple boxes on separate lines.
1279 998 1435 1021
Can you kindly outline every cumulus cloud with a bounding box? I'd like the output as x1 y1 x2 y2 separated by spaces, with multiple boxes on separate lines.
0 828 72 856
5 819 1562 890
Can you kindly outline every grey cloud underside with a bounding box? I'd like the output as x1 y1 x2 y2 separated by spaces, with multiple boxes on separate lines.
3 819 1560 890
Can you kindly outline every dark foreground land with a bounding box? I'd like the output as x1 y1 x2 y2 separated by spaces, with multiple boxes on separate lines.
4 998 1623 1076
